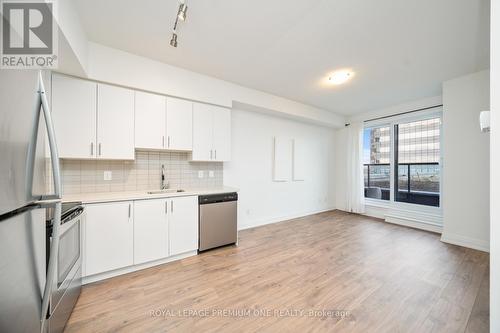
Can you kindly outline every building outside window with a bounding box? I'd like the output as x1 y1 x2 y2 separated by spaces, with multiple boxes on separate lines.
364 126 390 200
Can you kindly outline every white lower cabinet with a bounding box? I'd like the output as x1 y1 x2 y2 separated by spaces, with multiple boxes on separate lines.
134 198 169 264
84 201 134 276
169 196 199 256
84 196 199 279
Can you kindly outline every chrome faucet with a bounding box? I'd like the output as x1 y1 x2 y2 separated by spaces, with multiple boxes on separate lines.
161 164 169 190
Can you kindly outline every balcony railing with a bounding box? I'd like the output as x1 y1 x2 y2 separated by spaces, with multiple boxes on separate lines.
364 162 440 207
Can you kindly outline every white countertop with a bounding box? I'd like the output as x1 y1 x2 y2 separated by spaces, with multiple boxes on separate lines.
62 187 239 204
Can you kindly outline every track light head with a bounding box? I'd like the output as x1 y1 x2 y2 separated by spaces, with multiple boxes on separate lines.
170 1 187 48
178 3 188 21
170 33 178 47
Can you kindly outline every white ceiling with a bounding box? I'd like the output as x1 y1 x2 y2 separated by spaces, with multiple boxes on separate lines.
75 0 490 115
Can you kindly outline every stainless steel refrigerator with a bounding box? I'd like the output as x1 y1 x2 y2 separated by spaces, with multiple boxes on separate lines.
0 70 62 333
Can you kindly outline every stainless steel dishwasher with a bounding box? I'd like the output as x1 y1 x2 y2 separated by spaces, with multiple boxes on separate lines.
199 192 238 251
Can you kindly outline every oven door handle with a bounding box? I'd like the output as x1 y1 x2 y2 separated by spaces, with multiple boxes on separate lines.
41 201 61 331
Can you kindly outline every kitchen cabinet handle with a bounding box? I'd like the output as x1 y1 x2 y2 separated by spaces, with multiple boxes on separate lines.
168 136 170 148
210 150 213 160
162 136 165 148
98 143 102 156
171 200 173 213
128 204 131 218
90 142 94 156
215 149 217 160
165 201 168 214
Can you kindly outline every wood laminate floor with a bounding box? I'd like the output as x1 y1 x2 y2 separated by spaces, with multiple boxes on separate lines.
65 210 489 333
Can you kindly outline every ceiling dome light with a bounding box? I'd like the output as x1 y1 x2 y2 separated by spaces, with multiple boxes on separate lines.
327 70 355 85
178 3 188 21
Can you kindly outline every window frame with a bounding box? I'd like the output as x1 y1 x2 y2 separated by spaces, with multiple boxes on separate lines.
363 108 443 215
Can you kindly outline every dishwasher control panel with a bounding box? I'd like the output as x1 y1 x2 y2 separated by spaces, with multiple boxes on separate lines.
199 192 238 205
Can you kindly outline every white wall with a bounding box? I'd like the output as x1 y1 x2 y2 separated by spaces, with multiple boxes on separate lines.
52 3 345 127
441 70 490 252
491 0 499 330
54 0 89 76
224 109 336 230
82 43 344 128
348 95 443 123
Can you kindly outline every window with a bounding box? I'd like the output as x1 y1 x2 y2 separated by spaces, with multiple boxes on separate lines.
395 118 441 206
363 126 390 200
363 114 441 207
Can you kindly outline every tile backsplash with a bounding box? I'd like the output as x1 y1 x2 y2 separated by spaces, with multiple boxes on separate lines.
56 151 223 195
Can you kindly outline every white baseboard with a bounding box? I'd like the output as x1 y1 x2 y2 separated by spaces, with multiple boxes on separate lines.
440 233 490 252
384 214 443 234
364 205 387 220
238 207 337 231
82 250 198 285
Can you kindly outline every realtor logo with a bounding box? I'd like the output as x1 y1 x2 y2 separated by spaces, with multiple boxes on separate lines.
1 0 58 68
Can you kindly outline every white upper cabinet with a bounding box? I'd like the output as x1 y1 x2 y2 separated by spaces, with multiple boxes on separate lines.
166 97 193 151
52 74 97 159
192 103 231 162
169 196 199 256
134 199 168 265
135 91 166 150
192 103 214 161
97 84 135 160
134 95 193 151
212 107 231 162
52 75 135 160
52 75 228 160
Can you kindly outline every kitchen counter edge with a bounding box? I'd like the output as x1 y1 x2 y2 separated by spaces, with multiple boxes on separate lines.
62 187 239 204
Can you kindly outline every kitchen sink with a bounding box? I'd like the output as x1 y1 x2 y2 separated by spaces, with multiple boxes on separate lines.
147 189 186 195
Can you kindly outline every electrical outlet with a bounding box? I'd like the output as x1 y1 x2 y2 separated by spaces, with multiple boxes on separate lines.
209 170 215 178
103 171 112 181
198 170 204 178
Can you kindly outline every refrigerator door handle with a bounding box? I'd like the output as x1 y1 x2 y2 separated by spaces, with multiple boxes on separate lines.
40 201 61 330
39 71 62 200
22 72 63 331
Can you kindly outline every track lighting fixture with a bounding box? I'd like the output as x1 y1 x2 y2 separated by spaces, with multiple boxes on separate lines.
170 33 178 47
170 1 187 48
178 3 188 21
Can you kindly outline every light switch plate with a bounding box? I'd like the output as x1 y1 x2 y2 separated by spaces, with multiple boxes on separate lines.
198 170 204 178
208 170 214 178
103 171 112 181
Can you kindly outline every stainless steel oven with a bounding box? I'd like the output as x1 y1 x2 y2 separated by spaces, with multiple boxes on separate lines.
46 202 83 333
